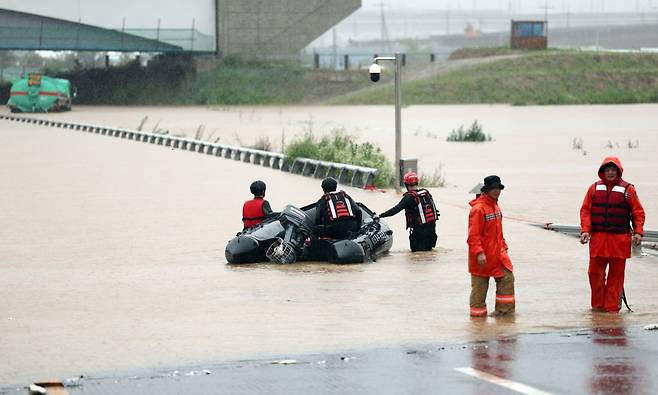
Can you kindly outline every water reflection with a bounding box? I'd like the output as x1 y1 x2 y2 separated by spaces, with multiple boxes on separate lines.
470 337 517 379
589 314 637 395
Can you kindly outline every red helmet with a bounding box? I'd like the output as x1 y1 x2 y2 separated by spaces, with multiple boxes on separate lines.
403 171 419 185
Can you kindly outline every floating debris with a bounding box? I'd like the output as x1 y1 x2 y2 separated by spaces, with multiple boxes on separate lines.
182 369 212 376
63 375 84 387
271 359 297 365
30 381 67 394
317 360 326 365
644 324 658 331
27 384 46 395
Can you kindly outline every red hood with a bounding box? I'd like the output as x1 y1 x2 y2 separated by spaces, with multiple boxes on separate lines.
598 156 624 181
469 193 496 207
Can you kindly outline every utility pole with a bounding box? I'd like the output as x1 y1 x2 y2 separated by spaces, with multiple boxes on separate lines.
374 2 390 51
539 1 555 22
332 28 337 70
215 0 221 57
370 55 402 192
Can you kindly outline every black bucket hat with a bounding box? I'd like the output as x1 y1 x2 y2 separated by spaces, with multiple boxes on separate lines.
480 175 505 192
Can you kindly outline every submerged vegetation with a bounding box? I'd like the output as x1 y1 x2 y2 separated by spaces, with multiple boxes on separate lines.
447 121 491 142
419 165 446 188
283 130 394 188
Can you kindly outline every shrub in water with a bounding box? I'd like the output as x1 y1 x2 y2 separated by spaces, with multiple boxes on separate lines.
284 130 394 187
419 165 446 187
446 120 492 142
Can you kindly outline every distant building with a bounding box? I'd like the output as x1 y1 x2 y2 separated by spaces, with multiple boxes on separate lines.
510 20 547 50
464 22 481 38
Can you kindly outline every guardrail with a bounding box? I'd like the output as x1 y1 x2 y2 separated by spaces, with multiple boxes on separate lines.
0 114 378 188
531 223 658 242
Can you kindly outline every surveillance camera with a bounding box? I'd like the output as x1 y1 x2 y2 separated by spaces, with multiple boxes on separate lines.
369 63 381 82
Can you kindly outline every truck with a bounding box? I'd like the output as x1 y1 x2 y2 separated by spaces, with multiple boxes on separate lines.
7 73 72 113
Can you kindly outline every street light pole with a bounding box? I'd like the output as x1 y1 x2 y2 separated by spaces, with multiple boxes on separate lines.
371 54 402 192
394 53 402 194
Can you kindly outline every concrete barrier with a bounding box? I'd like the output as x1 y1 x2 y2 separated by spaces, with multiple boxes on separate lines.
1 115 379 188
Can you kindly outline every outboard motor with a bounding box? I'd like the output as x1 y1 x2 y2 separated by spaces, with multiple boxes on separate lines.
265 205 313 264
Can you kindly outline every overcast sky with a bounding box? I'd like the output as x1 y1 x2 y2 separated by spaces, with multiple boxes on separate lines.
362 0 655 12
1 0 655 33
0 0 215 31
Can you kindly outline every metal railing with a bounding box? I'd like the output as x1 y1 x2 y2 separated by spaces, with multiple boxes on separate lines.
0 114 378 188
531 223 658 256
532 223 658 242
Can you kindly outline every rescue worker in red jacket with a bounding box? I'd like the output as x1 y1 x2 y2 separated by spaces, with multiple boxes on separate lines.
467 175 514 317
313 177 362 239
580 156 645 313
242 180 274 230
375 171 438 252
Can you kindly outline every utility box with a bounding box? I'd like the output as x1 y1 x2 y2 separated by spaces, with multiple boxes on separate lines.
511 20 547 50
399 159 418 186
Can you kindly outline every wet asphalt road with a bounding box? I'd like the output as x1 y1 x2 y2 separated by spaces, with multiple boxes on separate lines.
7 324 654 395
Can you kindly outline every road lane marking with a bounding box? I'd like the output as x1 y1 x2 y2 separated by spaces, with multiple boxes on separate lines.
455 367 554 395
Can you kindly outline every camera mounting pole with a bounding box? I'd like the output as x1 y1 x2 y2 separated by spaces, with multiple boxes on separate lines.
371 54 402 192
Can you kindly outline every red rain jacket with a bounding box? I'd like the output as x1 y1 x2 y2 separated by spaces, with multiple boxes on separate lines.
467 193 513 278
580 156 645 259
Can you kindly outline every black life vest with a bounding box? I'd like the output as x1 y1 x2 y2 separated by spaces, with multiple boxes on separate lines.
242 198 266 228
404 188 437 228
591 180 631 233
324 191 356 222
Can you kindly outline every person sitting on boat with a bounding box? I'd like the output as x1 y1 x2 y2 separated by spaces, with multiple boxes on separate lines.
313 177 362 239
242 180 274 230
374 171 438 252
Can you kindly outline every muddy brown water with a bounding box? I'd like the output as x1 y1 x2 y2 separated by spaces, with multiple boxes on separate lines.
1 105 657 386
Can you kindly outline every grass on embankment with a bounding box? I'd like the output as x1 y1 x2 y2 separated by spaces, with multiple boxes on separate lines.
447 46 525 60
52 55 371 106
331 50 658 106
16 50 658 106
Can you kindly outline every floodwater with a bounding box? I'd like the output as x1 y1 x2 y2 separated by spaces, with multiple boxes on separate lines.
1 104 657 386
